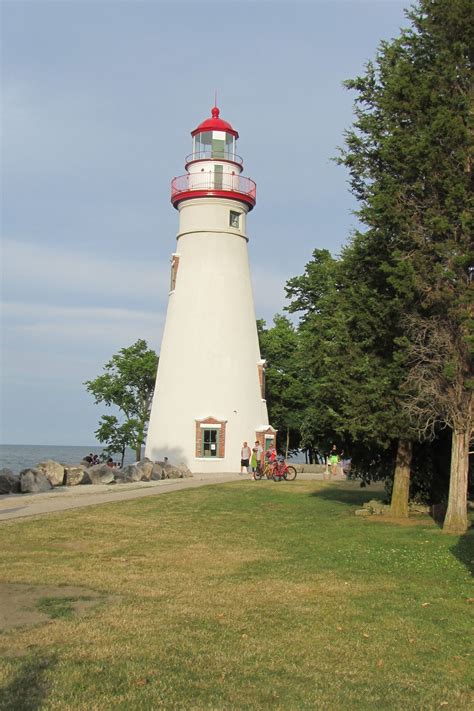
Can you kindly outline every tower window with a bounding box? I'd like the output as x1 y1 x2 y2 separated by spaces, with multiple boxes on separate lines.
229 210 240 228
258 360 266 399
170 254 180 292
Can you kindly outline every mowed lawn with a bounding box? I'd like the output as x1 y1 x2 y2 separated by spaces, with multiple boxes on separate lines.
0 480 472 710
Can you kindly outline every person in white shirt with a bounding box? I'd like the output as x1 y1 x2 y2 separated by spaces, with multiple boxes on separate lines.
240 441 251 474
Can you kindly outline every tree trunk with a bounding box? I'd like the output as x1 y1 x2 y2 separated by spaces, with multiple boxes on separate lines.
285 428 290 459
135 422 145 462
443 429 469 535
120 447 125 468
390 439 412 517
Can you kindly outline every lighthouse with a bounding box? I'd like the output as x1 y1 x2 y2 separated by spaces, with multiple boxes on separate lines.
145 105 276 472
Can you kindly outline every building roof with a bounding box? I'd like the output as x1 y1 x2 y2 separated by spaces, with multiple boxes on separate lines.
191 106 239 139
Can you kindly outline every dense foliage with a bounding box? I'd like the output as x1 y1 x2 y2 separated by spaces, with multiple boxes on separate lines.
260 0 472 532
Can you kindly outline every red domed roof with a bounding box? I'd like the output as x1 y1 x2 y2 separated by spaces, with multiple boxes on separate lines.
191 106 239 139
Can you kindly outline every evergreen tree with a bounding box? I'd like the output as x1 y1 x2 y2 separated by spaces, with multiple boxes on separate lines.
286 247 414 496
338 0 473 532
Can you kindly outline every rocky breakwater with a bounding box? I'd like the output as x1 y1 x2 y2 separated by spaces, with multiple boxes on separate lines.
0 458 192 495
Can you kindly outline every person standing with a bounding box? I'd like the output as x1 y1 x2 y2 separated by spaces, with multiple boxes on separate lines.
265 442 277 476
241 441 251 474
250 440 263 479
328 444 340 477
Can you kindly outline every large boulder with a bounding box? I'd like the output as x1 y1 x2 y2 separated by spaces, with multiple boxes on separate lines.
151 462 166 480
86 464 115 485
176 463 192 478
19 468 53 493
162 463 192 479
0 468 20 494
64 466 89 486
137 459 154 481
36 460 65 486
114 465 143 483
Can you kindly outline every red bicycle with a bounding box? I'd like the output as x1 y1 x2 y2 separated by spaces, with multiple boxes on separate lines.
254 458 297 481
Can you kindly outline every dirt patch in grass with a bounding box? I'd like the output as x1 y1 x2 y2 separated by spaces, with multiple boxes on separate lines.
0 582 103 632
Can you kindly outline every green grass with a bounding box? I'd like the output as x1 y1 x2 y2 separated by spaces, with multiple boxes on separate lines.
36 597 91 621
0 480 472 710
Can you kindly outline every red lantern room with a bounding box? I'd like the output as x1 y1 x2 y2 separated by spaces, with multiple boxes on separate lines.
171 106 256 210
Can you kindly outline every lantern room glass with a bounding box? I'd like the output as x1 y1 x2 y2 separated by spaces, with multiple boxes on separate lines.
193 131 235 161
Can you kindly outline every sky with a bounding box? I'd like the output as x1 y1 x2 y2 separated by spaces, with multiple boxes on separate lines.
1 0 409 445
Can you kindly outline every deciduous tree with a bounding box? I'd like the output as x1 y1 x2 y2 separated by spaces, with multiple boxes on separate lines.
257 315 306 455
85 340 159 462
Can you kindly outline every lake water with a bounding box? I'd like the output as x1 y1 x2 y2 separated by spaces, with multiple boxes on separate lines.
0 445 138 473
0 444 308 473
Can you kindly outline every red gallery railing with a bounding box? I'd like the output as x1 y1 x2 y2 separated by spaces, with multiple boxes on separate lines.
171 172 256 207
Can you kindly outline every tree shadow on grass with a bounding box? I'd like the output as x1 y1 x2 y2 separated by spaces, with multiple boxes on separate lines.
450 529 474 577
309 484 386 508
0 653 56 711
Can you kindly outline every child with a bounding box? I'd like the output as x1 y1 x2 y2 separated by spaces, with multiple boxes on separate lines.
251 440 263 479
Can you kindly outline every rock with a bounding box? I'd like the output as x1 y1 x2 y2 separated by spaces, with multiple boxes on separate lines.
176 463 192 478
355 508 371 517
19 468 53 493
64 466 88 486
362 499 388 515
114 465 143 483
86 464 115 485
36 460 65 486
152 462 193 480
162 463 185 479
0 468 20 494
151 462 165 480
137 459 154 481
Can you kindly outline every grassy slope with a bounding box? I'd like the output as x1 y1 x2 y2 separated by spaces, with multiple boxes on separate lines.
0 480 472 710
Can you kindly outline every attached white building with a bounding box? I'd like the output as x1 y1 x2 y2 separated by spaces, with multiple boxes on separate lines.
145 106 276 472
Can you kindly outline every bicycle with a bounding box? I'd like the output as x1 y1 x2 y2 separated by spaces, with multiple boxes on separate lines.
271 459 297 481
254 459 297 481
253 461 273 480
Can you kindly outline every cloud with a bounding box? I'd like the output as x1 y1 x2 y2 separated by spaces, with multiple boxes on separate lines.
1 301 165 383
1 238 170 309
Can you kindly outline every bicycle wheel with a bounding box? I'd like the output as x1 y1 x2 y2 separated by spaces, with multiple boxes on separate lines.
272 472 282 482
283 466 297 481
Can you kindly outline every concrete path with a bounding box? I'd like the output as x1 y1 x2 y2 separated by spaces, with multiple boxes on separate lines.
0 473 242 523
0 471 345 523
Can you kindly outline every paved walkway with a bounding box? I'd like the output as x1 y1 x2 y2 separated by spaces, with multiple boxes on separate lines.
0 471 344 523
0 474 241 523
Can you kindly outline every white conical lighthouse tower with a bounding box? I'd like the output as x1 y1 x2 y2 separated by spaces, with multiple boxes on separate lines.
145 105 276 472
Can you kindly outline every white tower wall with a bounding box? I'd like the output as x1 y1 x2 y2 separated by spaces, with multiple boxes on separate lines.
145 197 269 472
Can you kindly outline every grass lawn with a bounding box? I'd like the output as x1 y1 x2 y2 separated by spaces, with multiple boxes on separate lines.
0 480 472 710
